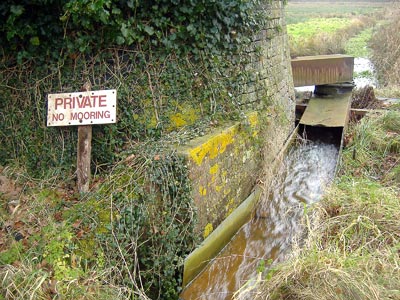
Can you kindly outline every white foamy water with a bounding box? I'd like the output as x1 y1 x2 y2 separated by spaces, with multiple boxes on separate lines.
353 57 378 88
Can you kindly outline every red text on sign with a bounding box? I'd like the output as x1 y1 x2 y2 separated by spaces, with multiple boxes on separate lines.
70 111 111 121
55 95 107 110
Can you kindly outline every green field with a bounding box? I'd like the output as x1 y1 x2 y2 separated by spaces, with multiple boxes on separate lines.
285 1 387 57
286 1 387 24
287 17 352 39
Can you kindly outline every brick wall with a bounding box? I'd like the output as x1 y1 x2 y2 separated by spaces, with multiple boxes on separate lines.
178 0 295 239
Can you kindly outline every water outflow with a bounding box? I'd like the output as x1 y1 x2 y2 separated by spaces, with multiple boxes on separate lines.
353 57 378 88
180 141 339 300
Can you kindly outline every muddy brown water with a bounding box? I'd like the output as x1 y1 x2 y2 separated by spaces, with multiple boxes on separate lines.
180 140 339 300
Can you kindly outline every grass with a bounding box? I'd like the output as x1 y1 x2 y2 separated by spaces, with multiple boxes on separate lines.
375 86 400 99
285 2 387 25
0 183 123 300
370 4 400 89
237 5 400 296
288 16 374 57
287 18 352 39
0 138 199 299
344 27 373 57
235 110 400 299
285 2 386 57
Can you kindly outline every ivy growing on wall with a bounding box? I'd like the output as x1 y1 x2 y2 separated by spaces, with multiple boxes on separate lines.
0 0 271 175
0 0 265 62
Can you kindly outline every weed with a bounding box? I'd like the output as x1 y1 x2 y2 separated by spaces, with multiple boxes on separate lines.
351 85 380 109
0 241 23 265
342 111 400 181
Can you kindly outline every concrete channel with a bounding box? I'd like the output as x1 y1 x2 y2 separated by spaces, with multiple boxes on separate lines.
180 55 354 299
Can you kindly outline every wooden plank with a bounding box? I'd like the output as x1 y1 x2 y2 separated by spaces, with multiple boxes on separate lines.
182 187 262 288
300 93 352 127
350 108 386 116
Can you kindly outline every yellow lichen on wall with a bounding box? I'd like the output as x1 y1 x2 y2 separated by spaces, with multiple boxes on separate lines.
248 111 258 127
203 223 214 239
189 126 237 166
209 163 219 183
168 105 200 131
223 188 231 196
225 198 236 217
209 163 219 175
170 113 187 128
179 110 268 238
199 186 207 196
136 100 201 132
247 111 259 137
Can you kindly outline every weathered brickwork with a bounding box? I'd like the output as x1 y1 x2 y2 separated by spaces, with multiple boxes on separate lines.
179 0 295 239
178 112 262 238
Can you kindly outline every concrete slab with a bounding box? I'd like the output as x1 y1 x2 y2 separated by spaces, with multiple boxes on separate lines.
300 92 352 127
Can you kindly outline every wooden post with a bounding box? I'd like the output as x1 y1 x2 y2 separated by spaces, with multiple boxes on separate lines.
77 82 92 193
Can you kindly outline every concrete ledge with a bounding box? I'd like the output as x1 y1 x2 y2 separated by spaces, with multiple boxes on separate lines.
182 186 263 287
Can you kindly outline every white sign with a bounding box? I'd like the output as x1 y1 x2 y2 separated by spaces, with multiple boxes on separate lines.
47 89 117 127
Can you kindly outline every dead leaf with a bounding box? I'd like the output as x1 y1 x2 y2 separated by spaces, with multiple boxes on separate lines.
54 212 63 222
72 219 82 229
46 279 58 295
76 229 85 238
124 154 136 162
13 220 25 229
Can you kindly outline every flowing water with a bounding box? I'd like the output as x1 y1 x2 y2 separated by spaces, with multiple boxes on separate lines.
180 140 339 300
353 57 378 88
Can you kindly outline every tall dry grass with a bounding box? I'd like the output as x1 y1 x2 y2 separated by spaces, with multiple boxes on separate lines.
370 3 400 89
